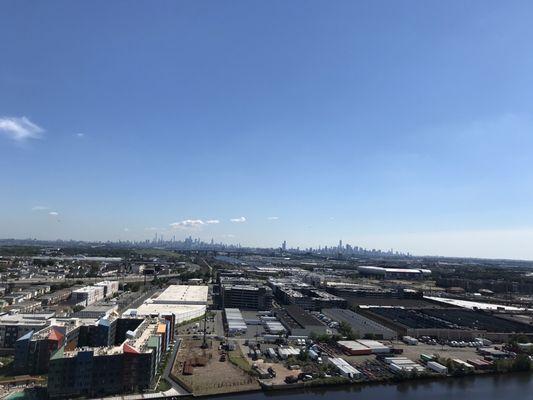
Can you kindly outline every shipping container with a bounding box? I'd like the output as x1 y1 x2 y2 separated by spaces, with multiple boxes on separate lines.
427 361 448 374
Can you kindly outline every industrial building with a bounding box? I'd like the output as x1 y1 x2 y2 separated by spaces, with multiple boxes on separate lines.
125 285 208 330
270 279 347 310
323 308 397 340
424 296 526 311
152 285 208 305
361 307 533 340
224 308 247 335
275 305 328 336
357 266 432 280
337 339 390 355
384 357 426 374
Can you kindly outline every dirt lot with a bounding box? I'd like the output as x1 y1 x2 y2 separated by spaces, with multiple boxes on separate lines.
171 338 260 396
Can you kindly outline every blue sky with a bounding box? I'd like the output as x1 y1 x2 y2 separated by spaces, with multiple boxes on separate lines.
2 1 533 259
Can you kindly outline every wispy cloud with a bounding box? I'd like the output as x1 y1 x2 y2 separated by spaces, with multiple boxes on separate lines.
205 219 220 224
267 216 279 220
49 211 59 216
124 227 129 232
75 133 85 138
0 116 44 142
230 216 246 223
31 205 49 211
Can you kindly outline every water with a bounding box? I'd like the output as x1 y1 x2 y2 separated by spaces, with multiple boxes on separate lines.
213 373 533 400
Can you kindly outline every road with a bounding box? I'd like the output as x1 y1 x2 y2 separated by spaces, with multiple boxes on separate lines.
198 257 213 282
7 273 182 285
117 286 161 312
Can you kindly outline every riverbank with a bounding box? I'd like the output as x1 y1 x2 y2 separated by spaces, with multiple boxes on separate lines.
205 370 533 400
181 366 533 398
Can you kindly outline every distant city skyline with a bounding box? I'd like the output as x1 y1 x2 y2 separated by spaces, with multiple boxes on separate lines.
2 1 533 260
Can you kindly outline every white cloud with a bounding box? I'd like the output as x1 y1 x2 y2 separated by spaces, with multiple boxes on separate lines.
124 228 129 232
49 211 59 216
170 219 206 229
230 216 246 223
267 216 279 220
169 218 221 229
75 133 85 138
221 234 236 238
145 227 159 231
32 206 49 211
0 116 44 141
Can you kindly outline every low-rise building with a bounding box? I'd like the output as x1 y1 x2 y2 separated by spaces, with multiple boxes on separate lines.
71 286 105 306
95 281 119 298
41 288 73 306
0 312 54 348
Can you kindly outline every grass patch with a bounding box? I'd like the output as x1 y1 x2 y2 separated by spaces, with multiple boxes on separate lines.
0 356 14 379
228 349 256 375
156 378 171 392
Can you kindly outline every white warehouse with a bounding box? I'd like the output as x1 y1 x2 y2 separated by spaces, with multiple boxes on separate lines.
134 285 208 324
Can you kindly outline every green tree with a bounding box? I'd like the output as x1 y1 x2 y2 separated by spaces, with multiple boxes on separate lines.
338 321 359 340
512 354 532 372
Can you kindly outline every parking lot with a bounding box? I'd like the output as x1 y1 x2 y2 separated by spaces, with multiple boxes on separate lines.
395 341 481 361
178 311 218 337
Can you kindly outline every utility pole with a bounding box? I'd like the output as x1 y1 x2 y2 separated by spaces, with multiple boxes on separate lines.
201 307 208 349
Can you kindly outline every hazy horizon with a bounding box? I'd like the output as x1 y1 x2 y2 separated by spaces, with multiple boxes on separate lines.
2 1 533 260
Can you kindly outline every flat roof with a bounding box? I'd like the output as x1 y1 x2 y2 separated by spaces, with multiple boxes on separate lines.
424 296 526 311
153 285 208 304
73 286 104 293
136 302 205 317
338 340 370 351
276 305 323 329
